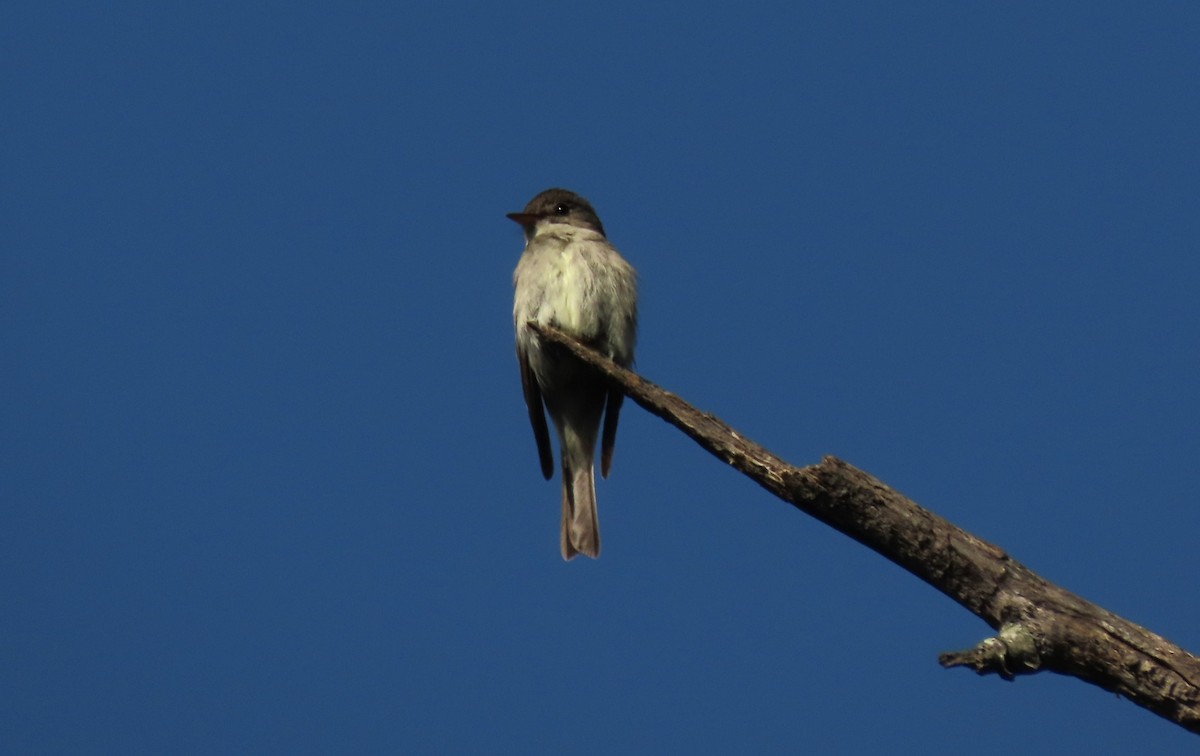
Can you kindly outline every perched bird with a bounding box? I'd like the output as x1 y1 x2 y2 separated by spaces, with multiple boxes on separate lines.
510 188 638 559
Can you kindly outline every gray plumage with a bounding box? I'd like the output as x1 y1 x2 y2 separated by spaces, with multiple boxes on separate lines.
510 188 638 559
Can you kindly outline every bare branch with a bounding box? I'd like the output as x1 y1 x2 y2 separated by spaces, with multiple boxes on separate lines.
530 322 1200 735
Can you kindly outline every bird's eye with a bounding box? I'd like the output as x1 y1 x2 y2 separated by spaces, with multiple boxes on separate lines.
553 203 570 215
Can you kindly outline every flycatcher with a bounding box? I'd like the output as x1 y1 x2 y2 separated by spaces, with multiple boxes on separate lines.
510 188 638 559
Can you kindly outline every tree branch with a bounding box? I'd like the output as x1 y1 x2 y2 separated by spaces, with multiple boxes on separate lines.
530 322 1200 735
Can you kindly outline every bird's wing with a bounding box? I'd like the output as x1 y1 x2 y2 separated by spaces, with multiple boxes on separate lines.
600 388 623 478
518 345 554 479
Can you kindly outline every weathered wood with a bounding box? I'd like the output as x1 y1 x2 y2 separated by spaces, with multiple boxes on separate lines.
530 322 1200 735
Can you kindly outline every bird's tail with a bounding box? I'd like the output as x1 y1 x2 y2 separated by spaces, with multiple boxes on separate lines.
560 438 600 560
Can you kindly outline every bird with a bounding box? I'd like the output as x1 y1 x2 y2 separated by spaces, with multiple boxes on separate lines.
509 188 638 559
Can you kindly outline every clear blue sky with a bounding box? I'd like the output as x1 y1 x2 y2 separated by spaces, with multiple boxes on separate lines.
4 3 1199 753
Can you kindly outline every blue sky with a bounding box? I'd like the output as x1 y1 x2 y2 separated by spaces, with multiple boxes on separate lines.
4 2 1199 753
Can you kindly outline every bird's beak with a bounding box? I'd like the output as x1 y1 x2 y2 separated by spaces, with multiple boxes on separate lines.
507 212 540 228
